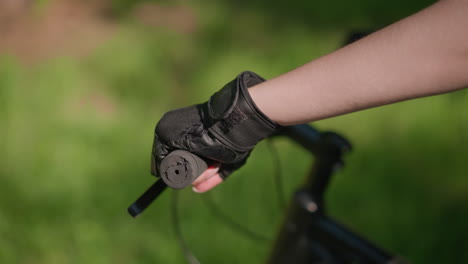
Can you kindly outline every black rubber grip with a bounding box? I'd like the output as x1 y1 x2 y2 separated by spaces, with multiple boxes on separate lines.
159 150 208 189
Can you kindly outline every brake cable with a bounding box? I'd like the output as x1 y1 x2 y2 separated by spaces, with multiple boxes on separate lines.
171 138 285 263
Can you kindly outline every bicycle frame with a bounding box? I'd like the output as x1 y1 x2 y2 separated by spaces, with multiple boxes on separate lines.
267 124 407 264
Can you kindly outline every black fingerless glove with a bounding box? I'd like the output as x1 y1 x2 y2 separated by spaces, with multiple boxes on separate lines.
151 71 279 180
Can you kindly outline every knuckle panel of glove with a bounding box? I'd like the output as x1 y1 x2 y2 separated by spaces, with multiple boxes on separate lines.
156 105 201 141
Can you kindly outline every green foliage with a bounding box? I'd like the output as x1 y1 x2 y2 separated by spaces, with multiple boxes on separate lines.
1 0 467 263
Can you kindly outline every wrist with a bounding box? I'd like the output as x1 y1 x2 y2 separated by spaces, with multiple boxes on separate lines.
248 81 288 126
205 71 280 149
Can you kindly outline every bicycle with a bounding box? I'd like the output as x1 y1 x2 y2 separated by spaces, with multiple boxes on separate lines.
128 124 408 264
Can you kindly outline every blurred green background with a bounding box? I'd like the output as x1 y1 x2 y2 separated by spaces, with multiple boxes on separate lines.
1 0 467 263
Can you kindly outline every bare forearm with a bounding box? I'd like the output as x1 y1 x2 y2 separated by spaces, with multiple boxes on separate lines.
249 0 468 125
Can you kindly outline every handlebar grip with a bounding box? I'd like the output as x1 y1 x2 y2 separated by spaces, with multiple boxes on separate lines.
159 150 208 189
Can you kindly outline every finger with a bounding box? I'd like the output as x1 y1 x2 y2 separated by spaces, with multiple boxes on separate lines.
193 174 223 193
192 163 220 185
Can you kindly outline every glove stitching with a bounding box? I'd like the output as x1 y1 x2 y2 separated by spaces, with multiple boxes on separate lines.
207 126 253 152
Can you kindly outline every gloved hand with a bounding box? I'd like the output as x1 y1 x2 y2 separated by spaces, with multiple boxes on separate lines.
151 71 279 191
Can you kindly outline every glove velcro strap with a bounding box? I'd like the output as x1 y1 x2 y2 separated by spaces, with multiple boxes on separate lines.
208 79 238 121
207 71 279 151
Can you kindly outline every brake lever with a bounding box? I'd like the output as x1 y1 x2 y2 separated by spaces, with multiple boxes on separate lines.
128 179 167 217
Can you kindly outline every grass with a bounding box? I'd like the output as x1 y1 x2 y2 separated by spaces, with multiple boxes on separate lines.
1 0 467 263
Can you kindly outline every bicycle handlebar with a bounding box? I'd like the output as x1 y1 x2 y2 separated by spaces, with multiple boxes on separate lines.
162 125 327 189
161 124 346 189
128 124 351 218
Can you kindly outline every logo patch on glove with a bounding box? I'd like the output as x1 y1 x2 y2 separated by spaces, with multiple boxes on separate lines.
220 106 247 133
